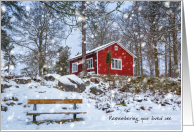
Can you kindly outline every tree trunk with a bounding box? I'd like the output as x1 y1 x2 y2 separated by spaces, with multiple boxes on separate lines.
39 31 43 76
136 1 143 76
135 40 140 76
153 38 159 77
108 63 110 75
168 34 172 77
140 40 143 76
172 13 179 78
82 1 87 76
39 48 43 76
165 38 167 77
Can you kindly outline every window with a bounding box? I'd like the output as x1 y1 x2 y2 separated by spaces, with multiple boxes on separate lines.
72 62 78 73
86 58 93 69
111 59 122 70
115 46 118 51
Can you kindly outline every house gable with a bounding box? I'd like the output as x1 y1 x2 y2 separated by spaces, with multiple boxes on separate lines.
69 41 136 76
68 41 137 61
97 42 134 76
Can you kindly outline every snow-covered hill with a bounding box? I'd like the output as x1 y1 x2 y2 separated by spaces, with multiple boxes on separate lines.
1 75 181 130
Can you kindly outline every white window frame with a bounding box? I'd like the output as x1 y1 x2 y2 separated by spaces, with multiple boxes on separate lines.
111 58 122 70
86 57 93 70
72 62 78 73
115 46 118 51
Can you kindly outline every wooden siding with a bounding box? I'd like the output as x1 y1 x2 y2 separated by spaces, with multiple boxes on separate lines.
98 43 134 76
69 53 97 75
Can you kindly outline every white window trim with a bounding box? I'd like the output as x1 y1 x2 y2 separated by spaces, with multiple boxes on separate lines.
86 57 93 70
111 58 122 70
115 46 118 51
72 62 78 73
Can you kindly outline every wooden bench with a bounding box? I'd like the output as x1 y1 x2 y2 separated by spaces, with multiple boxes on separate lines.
27 99 87 121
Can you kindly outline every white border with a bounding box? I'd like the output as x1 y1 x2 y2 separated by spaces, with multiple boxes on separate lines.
72 62 78 73
181 1 183 129
111 58 122 70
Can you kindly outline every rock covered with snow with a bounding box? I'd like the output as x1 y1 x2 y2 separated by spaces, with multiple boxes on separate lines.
90 77 100 84
90 86 103 95
119 83 136 92
15 77 31 84
1 76 5 81
1 82 12 93
44 74 61 81
32 76 43 82
1 80 18 92
58 75 86 93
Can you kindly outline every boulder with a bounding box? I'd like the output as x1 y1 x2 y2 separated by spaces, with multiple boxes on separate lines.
124 83 134 88
84 81 90 86
77 72 83 78
44 74 60 81
1 105 8 112
119 83 136 92
15 77 31 84
33 76 42 82
58 75 86 93
90 77 100 84
1 83 12 93
90 86 103 95
1 76 5 81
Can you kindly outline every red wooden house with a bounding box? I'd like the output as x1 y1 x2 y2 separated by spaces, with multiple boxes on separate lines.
68 41 137 76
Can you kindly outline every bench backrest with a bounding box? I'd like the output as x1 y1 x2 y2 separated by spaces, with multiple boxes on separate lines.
27 99 83 104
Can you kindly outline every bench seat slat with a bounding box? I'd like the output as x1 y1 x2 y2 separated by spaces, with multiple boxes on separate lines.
27 99 83 104
27 112 87 115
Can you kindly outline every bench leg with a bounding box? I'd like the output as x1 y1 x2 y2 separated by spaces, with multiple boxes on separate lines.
73 114 76 119
33 104 37 121
33 115 36 122
73 104 76 119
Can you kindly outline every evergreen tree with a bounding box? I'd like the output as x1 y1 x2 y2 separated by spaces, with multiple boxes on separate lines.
54 46 71 75
106 51 113 75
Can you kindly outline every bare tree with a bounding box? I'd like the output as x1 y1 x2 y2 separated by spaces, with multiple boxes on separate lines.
42 1 124 76
11 2 67 76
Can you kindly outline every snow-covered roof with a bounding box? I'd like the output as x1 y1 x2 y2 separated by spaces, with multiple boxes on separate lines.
68 41 137 61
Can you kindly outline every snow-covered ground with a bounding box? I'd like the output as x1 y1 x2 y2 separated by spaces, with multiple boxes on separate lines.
1 77 181 130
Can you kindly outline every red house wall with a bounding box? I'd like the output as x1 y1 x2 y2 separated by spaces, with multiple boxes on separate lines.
69 53 97 75
98 43 134 76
